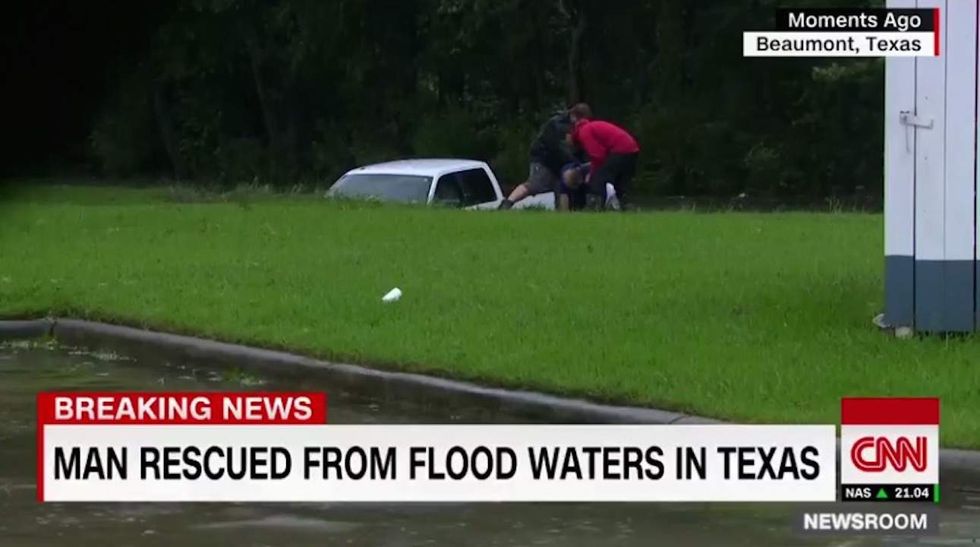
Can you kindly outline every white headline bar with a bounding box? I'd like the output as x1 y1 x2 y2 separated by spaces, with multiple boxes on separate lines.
743 32 936 57
41 424 838 502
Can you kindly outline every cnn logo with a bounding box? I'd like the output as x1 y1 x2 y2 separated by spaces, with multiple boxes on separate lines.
849 436 927 473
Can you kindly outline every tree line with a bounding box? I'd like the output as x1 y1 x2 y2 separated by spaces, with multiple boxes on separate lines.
89 0 884 199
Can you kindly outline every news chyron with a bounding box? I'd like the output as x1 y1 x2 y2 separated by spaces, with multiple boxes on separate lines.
839 397 940 503
743 7 939 58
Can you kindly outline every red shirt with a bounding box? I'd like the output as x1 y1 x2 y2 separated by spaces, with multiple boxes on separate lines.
571 119 639 177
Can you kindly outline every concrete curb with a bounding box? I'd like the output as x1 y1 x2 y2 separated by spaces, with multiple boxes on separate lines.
47 318 690 425
0 318 54 339
3 317 979 481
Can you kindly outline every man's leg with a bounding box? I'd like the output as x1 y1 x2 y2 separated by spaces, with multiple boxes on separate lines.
558 180 586 211
557 166 578 211
587 162 615 211
500 183 531 209
500 162 550 209
557 192 571 211
605 183 621 211
571 184 588 210
590 154 635 211
610 153 637 211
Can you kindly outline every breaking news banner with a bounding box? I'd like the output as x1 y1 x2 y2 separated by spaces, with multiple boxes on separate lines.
743 8 939 58
35 392 839 503
839 397 940 504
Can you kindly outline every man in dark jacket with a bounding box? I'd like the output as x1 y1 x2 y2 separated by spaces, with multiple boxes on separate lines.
498 110 578 209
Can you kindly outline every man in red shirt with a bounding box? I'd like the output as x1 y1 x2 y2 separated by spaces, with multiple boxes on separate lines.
567 103 640 210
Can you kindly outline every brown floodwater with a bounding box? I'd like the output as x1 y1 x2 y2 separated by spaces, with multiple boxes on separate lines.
1 341 977 546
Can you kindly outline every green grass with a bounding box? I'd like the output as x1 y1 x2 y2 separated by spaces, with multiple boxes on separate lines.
2 183 978 447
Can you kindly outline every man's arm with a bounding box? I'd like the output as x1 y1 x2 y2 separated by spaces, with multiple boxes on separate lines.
576 127 607 179
554 139 577 168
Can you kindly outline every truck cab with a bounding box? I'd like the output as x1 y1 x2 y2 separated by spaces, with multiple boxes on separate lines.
326 159 555 210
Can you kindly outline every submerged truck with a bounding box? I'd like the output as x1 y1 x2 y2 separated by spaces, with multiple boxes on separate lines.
326 159 555 210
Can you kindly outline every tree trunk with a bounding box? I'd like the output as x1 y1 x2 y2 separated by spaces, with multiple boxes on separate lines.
396 0 419 153
439 66 464 106
152 83 185 180
532 27 544 112
566 2 587 105
655 0 684 101
277 56 306 181
244 30 278 150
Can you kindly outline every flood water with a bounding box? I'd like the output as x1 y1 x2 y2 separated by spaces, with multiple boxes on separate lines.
1 341 978 547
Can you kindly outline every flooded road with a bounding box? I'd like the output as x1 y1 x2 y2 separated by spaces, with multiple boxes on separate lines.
1 341 978 546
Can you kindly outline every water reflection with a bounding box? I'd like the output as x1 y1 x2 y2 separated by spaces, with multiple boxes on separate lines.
0 342 977 546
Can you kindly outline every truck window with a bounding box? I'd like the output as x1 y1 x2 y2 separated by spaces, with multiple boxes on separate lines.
455 168 497 206
433 175 464 206
329 174 432 204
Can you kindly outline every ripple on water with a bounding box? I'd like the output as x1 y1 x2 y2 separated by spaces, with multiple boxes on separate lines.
192 515 361 534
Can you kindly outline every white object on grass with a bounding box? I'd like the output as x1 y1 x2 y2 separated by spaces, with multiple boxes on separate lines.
382 288 402 302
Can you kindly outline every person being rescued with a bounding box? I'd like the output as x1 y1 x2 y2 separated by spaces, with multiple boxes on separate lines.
565 103 639 211
557 161 619 211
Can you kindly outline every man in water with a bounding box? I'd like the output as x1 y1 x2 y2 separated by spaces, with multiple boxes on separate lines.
567 103 639 211
498 110 578 209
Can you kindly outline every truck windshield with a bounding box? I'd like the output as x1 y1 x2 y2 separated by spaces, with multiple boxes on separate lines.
328 174 432 204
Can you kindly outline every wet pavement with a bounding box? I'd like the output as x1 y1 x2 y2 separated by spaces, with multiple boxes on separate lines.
1 341 977 546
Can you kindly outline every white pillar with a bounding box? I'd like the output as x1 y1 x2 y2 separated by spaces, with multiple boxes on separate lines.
884 0 977 333
883 0 917 328
933 0 975 331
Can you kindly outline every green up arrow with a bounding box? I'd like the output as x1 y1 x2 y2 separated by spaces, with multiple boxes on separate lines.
876 488 889 500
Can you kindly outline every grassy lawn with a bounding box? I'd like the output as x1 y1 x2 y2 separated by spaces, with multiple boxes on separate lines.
2 183 978 448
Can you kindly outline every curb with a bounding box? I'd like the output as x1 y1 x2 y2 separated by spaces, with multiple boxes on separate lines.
47 318 691 425
3 317 980 481
0 318 54 339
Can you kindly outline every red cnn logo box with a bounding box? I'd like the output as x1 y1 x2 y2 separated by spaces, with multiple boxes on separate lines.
840 398 939 485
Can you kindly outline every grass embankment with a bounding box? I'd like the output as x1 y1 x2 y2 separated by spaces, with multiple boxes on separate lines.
2 184 978 447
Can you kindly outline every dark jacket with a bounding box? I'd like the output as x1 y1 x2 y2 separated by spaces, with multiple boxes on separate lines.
529 112 577 176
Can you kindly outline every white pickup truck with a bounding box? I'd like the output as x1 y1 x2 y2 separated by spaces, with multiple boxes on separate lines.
325 158 555 210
